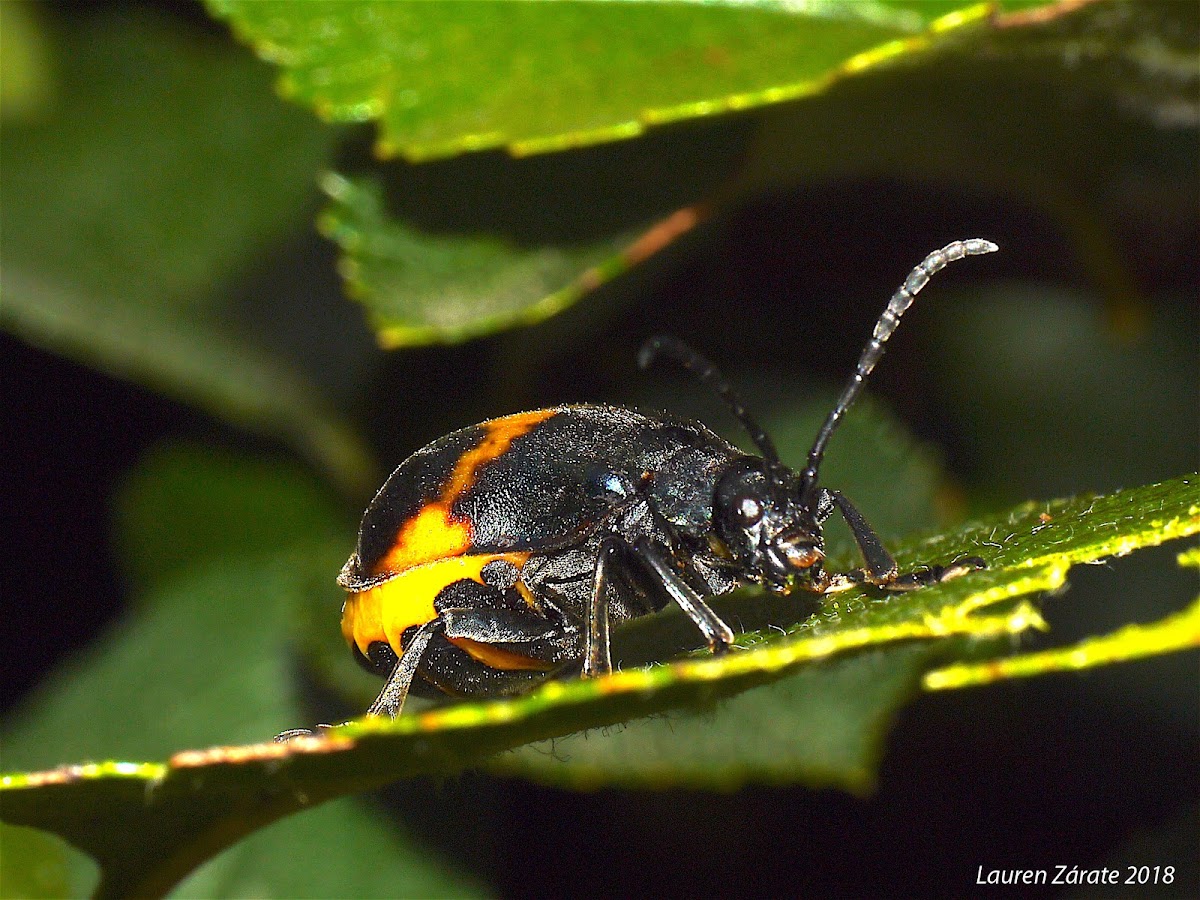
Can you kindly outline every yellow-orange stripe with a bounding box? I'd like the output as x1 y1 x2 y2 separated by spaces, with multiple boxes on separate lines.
342 552 531 657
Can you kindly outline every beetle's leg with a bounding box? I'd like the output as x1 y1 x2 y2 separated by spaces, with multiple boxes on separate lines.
434 574 578 663
275 726 327 742
439 607 575 669
827 490 985 592
277 619 444 736
367 618 443 718
440 608 564 644
828 490 898 584
581 537 627 678
633 537 736 653
884 556 987 591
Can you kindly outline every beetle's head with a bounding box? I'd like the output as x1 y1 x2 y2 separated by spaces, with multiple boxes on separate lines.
713 458 823 592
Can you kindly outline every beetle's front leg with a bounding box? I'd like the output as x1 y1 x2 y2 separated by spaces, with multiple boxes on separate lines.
877 556 987 591
801 563 861 594
825 490 985 592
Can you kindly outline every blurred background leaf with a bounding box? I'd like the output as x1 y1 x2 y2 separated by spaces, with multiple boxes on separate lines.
0 0 54 123
0 446 477 898
0 7 372 493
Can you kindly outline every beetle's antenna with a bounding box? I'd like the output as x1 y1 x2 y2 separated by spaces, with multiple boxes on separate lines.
639 335 783 469
799 239 999 503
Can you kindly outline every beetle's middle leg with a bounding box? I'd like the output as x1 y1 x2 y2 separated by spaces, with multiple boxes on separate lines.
632 536 736 654
582 534 737 678
582 536 623 678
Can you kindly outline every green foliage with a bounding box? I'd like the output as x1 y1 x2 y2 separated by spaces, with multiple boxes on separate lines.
114 445 343 596
1 1 1196 897
207 0 1001 161
201 0 1199 347
0 1 53 122
0 8 371 492
316 172 645 345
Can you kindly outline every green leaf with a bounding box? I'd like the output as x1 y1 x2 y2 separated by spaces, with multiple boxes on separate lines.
0 1 53 122
172 797 484 900
318 171 671 346
492 644 940 795
924 595 1200 689
0 821 92 900
207 0 1194 164
2 476 1195 897
204 0 1198 351
207 0 1002 162
314 109 751 345
0 556 328 774
0 9 373 493
924 548 1200 690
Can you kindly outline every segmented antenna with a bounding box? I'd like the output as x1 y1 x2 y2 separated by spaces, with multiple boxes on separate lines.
799 238 999 502
639 335 783 469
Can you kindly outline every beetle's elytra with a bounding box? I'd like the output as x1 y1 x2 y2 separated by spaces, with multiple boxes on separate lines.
296 239 997 730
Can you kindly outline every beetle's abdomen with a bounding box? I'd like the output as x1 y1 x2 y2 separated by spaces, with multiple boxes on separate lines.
340 551 555 672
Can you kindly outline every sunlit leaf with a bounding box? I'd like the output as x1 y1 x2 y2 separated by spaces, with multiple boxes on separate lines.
207 0 1003 161
924 550 1200 690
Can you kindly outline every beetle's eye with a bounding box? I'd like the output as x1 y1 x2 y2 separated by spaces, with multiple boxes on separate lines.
735 495 763 526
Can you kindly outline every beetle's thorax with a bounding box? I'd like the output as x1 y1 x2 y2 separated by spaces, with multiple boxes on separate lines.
711 457 824 592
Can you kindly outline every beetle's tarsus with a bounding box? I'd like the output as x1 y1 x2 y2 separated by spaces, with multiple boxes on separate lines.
881 556 988 592
274 723 337 743
274 728 314 743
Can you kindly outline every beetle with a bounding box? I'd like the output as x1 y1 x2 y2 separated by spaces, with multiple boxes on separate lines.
335 239 996 720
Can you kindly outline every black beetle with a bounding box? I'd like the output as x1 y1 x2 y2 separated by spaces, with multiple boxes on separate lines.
315 239 995 724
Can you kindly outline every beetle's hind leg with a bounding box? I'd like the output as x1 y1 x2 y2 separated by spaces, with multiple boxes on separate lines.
275 619 443 739
826 490 985 592
366 619 443 718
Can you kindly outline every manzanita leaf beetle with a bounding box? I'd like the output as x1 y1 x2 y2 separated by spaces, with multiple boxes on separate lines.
295 239 996 730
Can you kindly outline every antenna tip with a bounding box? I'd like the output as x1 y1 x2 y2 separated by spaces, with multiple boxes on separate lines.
965 238 1000 255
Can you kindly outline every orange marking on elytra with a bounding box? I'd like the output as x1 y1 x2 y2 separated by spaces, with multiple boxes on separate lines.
377 505 472 575
374 409 556 574
443 409 556 503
